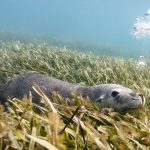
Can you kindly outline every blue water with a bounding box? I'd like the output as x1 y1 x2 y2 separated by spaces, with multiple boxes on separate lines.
0 0 150 56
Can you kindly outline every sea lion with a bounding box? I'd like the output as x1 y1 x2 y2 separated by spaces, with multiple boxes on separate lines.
0 72 145 112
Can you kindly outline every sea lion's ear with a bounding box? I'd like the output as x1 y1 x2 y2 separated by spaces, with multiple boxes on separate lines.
138 93 146 106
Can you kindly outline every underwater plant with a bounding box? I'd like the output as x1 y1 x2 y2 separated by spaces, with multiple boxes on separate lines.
0 42 150 149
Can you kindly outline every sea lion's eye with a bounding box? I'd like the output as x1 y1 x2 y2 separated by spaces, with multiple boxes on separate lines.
111 91 119 97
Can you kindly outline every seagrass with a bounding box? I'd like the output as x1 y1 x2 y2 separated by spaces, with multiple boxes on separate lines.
0 42 150 149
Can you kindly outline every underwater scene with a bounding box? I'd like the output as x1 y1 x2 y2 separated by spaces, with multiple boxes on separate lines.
1 0 150 149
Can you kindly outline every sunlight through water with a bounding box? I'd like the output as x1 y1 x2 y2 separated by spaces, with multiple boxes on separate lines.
132 9 150 39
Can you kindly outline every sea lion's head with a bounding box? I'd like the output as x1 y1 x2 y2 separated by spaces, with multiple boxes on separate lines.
89 84 145 112
107 88 145 112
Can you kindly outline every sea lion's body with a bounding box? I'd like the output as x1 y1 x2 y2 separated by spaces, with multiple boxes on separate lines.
0 72 145 112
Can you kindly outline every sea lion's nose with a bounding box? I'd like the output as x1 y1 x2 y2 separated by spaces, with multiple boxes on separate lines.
138 93 145 107
130 92 145 107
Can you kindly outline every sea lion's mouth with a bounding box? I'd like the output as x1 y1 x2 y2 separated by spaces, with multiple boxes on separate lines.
126 106 142 110
116 106 143 113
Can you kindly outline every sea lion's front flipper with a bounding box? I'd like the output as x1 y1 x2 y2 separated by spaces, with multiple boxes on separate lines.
95 95 104 103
